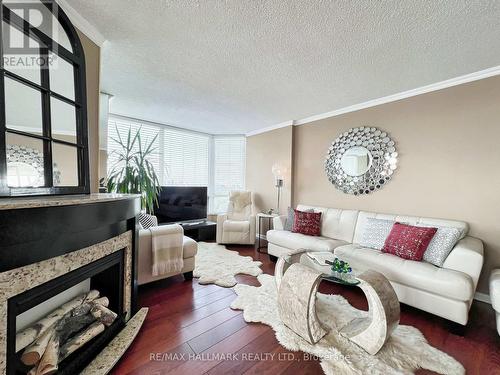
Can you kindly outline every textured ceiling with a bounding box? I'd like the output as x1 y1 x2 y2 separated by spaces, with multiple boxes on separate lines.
66 0 500 134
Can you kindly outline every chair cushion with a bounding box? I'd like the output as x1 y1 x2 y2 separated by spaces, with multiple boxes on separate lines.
266 230 348 252
223 220 250 232
382 223 437 261
182 236 198 258
334 244 474 301
490 269 500 312
139 213 158 230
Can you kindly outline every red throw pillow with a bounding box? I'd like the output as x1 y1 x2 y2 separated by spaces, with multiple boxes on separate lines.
382 223 437 261
292 209 322 236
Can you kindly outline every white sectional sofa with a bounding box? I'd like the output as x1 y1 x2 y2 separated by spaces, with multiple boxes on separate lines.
267 204 484 325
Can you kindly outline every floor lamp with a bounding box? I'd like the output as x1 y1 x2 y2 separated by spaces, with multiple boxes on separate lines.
272 164 285 214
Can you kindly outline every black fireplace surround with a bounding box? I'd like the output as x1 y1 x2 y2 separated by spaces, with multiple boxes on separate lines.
0 195 140 374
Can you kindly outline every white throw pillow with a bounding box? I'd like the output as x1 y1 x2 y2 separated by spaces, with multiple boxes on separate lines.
360 218 395 250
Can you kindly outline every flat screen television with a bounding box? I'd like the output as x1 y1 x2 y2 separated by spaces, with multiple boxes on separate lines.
154 186 207 223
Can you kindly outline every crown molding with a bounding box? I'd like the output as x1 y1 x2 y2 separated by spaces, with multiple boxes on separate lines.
247 65 500 137
56 0 106 47
246 120 295 137
294 65 500 126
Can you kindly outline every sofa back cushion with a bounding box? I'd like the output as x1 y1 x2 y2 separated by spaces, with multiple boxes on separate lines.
353 211 468 245
296 205 359 242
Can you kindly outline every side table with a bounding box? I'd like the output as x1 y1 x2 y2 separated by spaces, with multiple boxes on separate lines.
256 213 278 253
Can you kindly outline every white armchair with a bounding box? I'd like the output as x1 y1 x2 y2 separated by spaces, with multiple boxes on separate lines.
216 191 256 245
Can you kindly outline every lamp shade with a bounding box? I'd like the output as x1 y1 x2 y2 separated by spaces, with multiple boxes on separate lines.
272 163 286 179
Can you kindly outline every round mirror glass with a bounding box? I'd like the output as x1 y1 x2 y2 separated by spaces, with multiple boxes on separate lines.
340 146 372 177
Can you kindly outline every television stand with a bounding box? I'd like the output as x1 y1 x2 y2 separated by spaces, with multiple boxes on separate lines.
175 220 217 241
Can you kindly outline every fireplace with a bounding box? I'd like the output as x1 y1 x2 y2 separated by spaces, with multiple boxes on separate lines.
0 194 142 375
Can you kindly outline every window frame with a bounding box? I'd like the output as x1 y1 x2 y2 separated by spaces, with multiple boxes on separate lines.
0 0 90 197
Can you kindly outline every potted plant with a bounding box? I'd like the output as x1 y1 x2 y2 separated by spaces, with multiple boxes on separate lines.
106 126 160 213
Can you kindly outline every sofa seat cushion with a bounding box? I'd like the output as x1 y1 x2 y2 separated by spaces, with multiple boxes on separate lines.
266 230 347 252
182 236 198 258
223 220 250 232
490 269 500 313
334 244 474 301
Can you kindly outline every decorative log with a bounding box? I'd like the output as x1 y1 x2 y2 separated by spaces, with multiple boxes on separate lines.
21 328 53 366
16 290 100 352
90 304 118 327
22 308 95 366
36 333 59 375
92 297 109 307
58 321 106 362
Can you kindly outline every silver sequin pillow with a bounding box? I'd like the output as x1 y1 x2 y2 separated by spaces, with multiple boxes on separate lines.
421 226 462 267
360 218 395 250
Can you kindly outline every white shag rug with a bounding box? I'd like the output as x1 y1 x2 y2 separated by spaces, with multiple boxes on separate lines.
231 274 465 375
193 242 263 287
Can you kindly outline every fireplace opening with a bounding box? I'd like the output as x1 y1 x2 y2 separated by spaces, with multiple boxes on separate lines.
7 251 127 375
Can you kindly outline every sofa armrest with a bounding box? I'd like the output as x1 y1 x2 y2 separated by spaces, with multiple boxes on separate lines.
216 214 228 243
273 215 287 230
443 236 484 290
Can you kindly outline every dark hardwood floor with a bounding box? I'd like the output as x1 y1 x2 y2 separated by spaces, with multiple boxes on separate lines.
112 244 500 375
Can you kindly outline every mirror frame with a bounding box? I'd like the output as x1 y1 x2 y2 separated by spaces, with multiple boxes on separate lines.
0 0 89 196
324 126 398 195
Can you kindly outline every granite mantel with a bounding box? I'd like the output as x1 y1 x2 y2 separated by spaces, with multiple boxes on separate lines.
0 193 140 211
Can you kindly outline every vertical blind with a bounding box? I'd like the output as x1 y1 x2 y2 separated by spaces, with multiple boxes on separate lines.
107 115 245 213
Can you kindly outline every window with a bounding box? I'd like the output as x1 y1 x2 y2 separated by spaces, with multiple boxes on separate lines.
0 0 89 196
107 118 161 178
163 128 209 187
106 115 246 214
211 136 246 213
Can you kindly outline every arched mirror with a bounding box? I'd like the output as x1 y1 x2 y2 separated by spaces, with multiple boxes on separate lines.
0 0 89 196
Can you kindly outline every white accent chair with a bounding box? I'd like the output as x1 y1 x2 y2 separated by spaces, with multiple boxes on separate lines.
216 191 256 245
490 269 500 335
267 204 484 326
137 219 198 285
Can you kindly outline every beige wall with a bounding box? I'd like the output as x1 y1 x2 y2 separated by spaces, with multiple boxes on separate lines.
247 76 500 294
246 126 294 219
78 30 100 193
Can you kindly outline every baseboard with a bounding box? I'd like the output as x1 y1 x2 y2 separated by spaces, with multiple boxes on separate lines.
474 292 491 304
256 234 267 240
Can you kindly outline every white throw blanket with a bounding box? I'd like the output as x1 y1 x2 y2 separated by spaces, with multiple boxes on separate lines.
149 225 184 276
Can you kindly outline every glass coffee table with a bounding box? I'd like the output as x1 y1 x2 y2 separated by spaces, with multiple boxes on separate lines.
275 250 400 355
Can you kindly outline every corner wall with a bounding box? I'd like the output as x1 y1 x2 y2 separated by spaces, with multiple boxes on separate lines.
246 125 293 216
246 75 500 294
